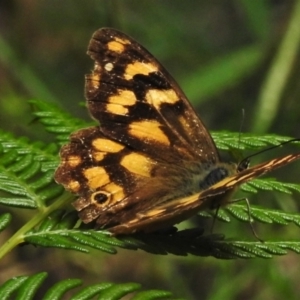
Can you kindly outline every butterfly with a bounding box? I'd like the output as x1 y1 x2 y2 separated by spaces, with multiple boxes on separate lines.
54 28 300 235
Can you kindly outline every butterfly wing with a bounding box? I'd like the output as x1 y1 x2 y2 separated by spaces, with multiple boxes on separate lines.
55 28 300 233
108 152 300 234
85 28 219 163
55 28 221 229
55 126 197 226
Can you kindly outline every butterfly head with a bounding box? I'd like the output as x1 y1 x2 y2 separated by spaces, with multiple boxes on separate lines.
237 158 250 172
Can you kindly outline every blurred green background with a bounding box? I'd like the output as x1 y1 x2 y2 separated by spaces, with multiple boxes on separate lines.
1 0 300 299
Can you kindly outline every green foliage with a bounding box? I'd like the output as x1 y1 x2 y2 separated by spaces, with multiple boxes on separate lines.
0 272 175 300
1 101 300 262
242 178 300 194
1 1 300 298
0 87 299 299
0 100 300 297
0 129 61 208
212 132 298 150
30 99 91 144
181 44 265 101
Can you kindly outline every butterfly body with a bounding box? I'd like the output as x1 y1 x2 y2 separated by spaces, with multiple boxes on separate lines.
54 28 300 235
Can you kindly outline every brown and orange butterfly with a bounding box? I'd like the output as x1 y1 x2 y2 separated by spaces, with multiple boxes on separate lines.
54 28 300 235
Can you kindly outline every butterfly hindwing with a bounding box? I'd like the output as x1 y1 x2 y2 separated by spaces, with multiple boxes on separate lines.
108 153 300 234
55 126 192 227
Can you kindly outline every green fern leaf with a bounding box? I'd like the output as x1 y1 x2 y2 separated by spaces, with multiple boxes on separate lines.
131 290 173 300
224 204 300 226
0 275 28 299
212 131 297 150
29 99 91 144
15 272 48 299
43 278 82 300
0 130 63 209
97 282 141 300
0 272 175 300
0 213 11 232
242 178 300 193
22 210 128 254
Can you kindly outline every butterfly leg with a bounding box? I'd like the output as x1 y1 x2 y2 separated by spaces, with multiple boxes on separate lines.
210 206 220 235
227 197 264 242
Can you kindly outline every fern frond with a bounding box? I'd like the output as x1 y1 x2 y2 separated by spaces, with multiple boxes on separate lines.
0 272 174 300
224 203 300 226
1 101 300 262
212 131 298 150
242 178 300 193
11 208 300 259
210 239 300 259
127 230 300 259
199 203 300 227
0 130 63 208
23 210 134 254
0 213 11 233
43 278 82 300
29 99 91 144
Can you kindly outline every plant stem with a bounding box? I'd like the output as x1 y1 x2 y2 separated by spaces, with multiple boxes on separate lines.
252 0 300 133
0 193 74 259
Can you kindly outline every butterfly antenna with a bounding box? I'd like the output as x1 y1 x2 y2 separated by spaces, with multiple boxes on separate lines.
238 138 300 171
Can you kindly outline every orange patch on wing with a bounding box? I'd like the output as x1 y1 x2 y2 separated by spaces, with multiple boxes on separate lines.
107 37 130 53
67 180 81 192
145 89 179 109
92 138 124 153
120 152 155 177
124 61 158 80
109 90 137 106
83 167 110 189
103 182 125 202
107 41 125 53
106 103 128 115
66 155 82 167
92 152 106 162
106 90 137 115
129 120 170 145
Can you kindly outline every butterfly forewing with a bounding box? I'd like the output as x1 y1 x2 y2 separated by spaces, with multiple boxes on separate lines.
86 28 219 163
